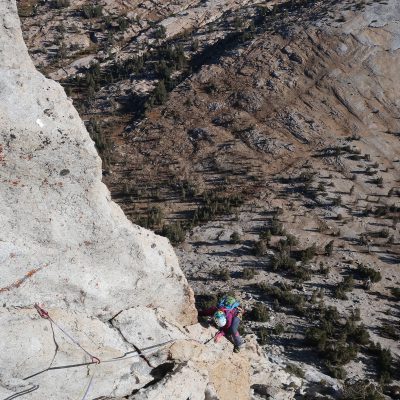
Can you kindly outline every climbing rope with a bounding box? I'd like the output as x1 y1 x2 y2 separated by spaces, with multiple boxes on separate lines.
5 305 177 400
112 339 175 360
34 304 100 364
23 339 176 381
2 385 39 400
79 374 95 400
16 341 175 400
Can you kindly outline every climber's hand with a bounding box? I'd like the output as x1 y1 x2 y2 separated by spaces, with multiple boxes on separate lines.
214 331 224 343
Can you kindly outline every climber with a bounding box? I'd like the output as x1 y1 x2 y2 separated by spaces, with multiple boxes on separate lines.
199 295 244 353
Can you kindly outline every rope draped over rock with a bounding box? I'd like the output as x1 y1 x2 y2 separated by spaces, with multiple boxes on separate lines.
34 304 101 364
2 385 39 400
2 305 178 400
23 339 177 381
79 374 95 400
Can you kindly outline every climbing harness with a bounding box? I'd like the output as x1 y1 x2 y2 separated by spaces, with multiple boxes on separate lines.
34 304 100 364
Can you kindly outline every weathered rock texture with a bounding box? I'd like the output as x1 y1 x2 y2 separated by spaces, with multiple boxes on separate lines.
1 2 299 399
0 1 197 324
0 0 200 398
6 0 399 397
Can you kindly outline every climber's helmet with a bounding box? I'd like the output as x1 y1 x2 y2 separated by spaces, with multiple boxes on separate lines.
213 310 227 327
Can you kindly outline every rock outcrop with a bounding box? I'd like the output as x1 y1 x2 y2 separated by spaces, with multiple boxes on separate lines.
0 0 195 325
0 1 201 398
1 2 300 399
7 0 398 398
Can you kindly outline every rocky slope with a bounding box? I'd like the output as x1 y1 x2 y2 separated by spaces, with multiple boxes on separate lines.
1 1 307 399
171 0 400 392
0 1 230 399
0 0 194 397
90 0 399 392
102 0 400 222
10 0 400 398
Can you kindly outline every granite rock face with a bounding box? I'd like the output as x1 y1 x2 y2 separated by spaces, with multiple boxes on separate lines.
1 1 273 398
0 1 196 325
4 0 398 398
0 1 197 398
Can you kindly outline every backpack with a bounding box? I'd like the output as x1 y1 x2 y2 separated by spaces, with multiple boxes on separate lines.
218 295 240 311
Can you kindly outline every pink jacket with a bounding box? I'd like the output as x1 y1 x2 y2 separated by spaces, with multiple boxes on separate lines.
199 306 238 336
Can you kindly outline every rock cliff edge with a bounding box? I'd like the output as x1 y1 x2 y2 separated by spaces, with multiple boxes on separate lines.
0 1 202 398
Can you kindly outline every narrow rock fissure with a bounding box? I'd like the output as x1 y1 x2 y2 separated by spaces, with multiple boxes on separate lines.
108 310 123 323
108 319 155 368
131 343 155 369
